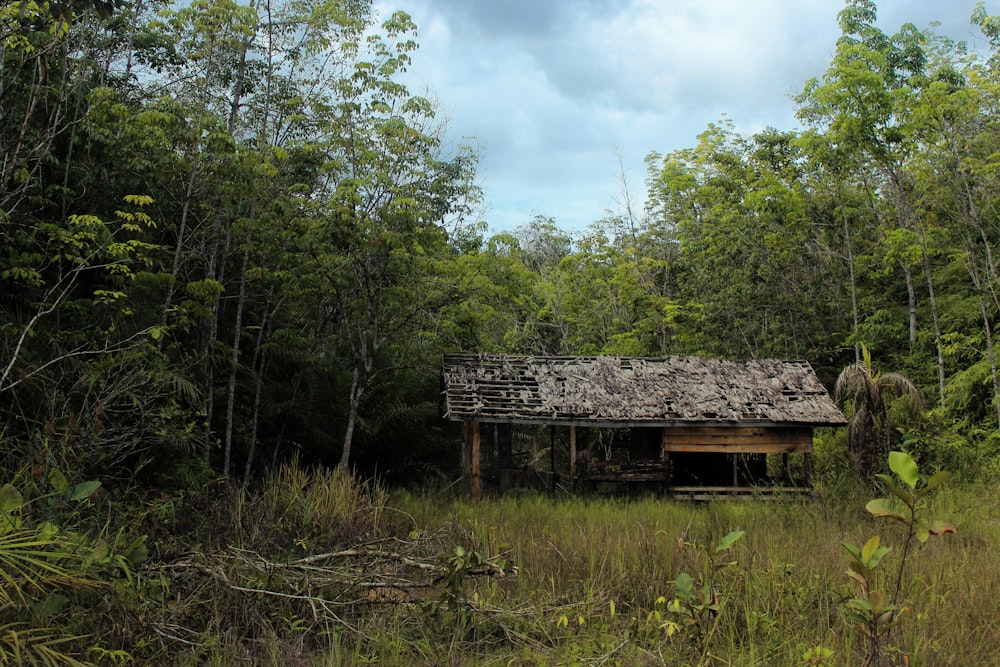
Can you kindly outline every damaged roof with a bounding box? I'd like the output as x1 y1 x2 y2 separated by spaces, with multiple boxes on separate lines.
441 353 847 427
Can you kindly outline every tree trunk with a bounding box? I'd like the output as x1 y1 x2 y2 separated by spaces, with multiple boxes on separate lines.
338 366 363 470
243 348 267 481
974 276 1000 430
222 242 250 477
920 236 946 411
842 201 861 363
901 262 918 350
243 293 283 480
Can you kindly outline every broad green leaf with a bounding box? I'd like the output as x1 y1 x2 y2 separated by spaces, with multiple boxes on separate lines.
869 590 885 614
841 541 862 561
866 498 907 522
48 468 68 495
860 536 882 565
918 470 953 497
876 474 914 505
888 451 919 489
68 480 102 502
714 530 745 554
844 610 872 628
675 571 694 598
846 597 873 612
37 521 59 539
0 484 23 513
126 537 149 566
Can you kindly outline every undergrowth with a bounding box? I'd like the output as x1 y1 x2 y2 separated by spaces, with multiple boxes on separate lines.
0 459 996 665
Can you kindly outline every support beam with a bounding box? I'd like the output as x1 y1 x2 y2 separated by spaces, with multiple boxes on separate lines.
471 421 481 502
569 425 577 479
549 425 556 493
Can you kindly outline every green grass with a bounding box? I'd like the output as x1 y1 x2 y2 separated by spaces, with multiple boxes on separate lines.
373 484 1000 666
18 465 996 666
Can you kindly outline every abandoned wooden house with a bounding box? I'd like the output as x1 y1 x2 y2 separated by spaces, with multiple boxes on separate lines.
441 353 847 499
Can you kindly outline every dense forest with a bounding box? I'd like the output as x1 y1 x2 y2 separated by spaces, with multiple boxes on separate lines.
5 0 1000 486
2 0 1000 664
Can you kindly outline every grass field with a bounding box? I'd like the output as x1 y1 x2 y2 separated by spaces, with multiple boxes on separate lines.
20 463 997 666
365 479 1000 666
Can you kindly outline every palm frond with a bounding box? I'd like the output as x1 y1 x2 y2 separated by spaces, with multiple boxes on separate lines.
0 624 88 667
877 372 927 410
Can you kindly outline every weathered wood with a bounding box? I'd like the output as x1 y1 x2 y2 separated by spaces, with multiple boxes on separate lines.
549 425 556 493
663 442 811 453
471 421 481 503
671 486 812 494
569 425 577 479
578 460 668 483
584 471 669 482
460 421 471 472
442 354 847 427
661 426 812 453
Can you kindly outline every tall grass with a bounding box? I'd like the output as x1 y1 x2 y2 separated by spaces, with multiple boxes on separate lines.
40 466 995 665
385 484 1000 666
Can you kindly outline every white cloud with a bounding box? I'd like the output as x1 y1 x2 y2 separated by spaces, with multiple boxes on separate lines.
374 0 998 232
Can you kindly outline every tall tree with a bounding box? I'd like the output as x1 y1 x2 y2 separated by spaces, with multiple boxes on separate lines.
300 11 477 470
796 0 949 400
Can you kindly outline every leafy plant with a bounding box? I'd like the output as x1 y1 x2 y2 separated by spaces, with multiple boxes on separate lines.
841 535 898 666
420 544 515 642
800 645 835 666
0 483 100 665
867 451 956 601
841 450 955 666
666 529 745 664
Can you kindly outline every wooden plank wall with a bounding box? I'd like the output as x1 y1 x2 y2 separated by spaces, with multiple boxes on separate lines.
661 426 812 454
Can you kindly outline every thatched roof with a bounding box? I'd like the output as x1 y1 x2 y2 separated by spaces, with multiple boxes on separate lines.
442 353 846 427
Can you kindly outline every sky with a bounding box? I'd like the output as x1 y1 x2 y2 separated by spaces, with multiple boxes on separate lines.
370 0 998 234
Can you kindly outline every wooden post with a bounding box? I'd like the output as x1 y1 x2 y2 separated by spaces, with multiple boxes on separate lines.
460 421 471 472
569 425 577 481
471 421 481 502
550 425 556 493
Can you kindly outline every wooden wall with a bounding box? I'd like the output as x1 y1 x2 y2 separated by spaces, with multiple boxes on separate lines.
661 426 812 454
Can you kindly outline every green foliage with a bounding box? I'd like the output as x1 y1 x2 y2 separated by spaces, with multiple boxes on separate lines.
4 0 1000 664
0 479 146 666
665 529 745 663
835 346 926 477
420 545 484 639
841 450 955 666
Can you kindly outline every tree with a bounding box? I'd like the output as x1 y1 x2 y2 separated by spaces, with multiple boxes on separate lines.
300 11 478 470
835 346 926 476
796 0 950 400
645 121 838 360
